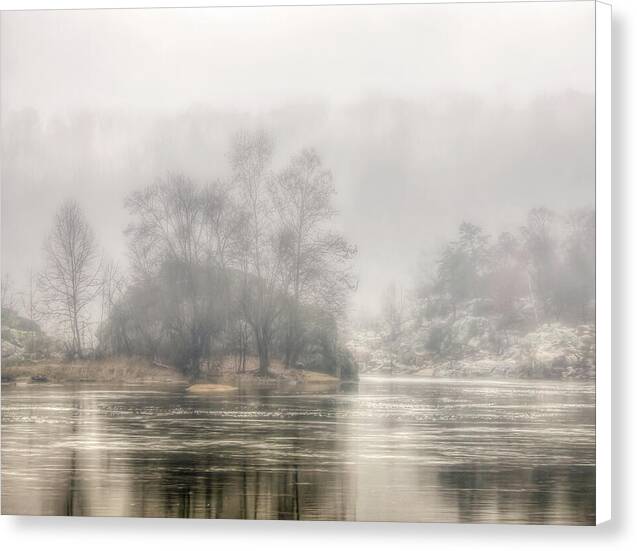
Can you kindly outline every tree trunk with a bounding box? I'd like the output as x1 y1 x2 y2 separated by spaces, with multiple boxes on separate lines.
255 328 270 376
258 342 269 376
285 303 303 369
72 312 83 359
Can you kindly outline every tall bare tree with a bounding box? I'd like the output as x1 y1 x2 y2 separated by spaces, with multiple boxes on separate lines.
97 260 127 355
201 181 249 371
126 174 210 374
271 148 356 368
39 200 101 358
125 173 206 277
231 130 285 376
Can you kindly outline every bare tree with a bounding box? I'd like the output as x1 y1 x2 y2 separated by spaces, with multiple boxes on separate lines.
231 130 285 376
200 180 249 372
271 148 357 368
521 207 556 322
97 260 127 355
1 272 16 311
39 200 101 358
126 174 212 374
125 173 207 278
20 268 43 354
22 269 40 321
201 180 246 270
113 134 356 379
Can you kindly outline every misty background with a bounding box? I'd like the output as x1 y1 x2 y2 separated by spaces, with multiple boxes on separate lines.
1 2 595 317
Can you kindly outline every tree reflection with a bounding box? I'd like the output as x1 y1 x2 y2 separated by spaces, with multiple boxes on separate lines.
436 463 594 525
2 380 594 524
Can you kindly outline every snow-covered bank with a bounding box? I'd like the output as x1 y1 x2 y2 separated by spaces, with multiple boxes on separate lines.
349 321 595 380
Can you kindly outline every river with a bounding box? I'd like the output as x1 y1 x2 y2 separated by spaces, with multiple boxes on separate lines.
1 376 595 524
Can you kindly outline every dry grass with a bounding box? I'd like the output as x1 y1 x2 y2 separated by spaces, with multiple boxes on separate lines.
210 355 340 384
214 355 286 374
1 358 187 384
1 355 341 387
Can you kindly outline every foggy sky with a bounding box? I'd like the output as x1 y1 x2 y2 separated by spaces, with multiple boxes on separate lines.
1 2 595 315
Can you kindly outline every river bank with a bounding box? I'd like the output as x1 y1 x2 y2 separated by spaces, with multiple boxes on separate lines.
0 358 187 385
0 356 342 386
350 321 595 381
358 359 592 380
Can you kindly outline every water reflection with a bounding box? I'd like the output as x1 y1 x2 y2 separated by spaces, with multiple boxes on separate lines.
435 464 595 525
1 377 595 524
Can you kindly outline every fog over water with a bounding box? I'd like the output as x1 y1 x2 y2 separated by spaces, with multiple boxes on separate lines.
1 3 595 315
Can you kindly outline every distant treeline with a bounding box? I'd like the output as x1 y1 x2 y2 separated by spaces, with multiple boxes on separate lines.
3 130 358 380
423 207 595 328
371 207 595 378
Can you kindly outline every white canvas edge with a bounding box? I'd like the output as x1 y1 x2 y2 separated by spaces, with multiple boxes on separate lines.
595 0 611 526
0 0 608 528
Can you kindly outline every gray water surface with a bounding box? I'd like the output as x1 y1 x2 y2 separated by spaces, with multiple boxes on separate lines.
1 376 595 524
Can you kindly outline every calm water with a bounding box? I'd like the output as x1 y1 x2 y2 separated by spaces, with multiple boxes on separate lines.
1 376 595 524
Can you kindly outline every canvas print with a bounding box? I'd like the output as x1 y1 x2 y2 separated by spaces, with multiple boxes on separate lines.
1 2 597 524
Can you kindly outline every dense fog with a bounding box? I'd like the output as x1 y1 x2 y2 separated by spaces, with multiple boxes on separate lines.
1 3 595 381
2 3 594 315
